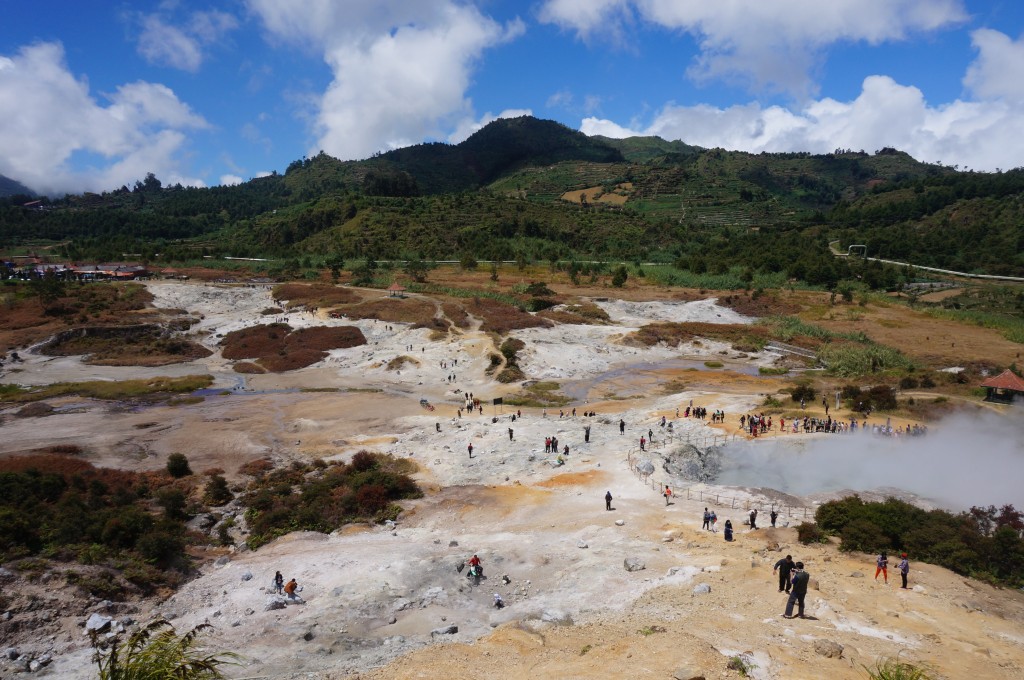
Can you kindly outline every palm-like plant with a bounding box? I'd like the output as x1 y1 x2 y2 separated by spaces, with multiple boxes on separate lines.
92 618 239 680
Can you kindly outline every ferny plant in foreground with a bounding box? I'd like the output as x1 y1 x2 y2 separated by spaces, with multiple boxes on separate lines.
92 618 239 680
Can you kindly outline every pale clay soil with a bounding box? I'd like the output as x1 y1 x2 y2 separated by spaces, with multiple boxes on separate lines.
0 281 1022 680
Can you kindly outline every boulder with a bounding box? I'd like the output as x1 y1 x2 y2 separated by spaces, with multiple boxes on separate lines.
241 570 253 582
4 648 19 661
673 668 706 680
615 519 625 526
692 583 712 596
809 578 820 591
264 596 288 612
214 556 231 567
813 639 844 658
850 571 865 578
85 613 112 633
577 540 589 549
430 625 458 637
623 557 646 572
541 609 573 625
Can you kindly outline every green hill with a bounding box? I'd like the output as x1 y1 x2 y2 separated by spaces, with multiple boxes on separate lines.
1 116 1021 280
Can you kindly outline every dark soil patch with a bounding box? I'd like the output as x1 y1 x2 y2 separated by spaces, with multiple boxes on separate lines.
232 361 266 374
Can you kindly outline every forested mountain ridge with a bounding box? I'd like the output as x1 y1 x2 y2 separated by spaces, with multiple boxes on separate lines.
1 116 1022 279
0 174 34 199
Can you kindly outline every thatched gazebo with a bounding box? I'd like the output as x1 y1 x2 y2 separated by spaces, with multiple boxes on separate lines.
980 369 1024 404
387 282 407 298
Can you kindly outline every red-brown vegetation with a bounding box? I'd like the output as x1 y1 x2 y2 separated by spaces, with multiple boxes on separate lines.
220 324 366 371
466 298 551 335
272 282 360 308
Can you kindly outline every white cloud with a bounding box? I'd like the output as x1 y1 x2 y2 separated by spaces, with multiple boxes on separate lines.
135 9 238 71
448 109 533 144
220 174 244 186
539 0 967 95
247 0 525 160
0 42 208 195
581 73 1024 171
964 28 1024 103
255 171 273 178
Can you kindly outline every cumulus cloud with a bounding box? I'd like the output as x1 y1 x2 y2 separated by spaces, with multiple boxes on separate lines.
539 0 967 95
0 42 208 195
964 28 1024 103
136 10 238 71
582 70 1024 172
220 174 244 186
247 0 524 160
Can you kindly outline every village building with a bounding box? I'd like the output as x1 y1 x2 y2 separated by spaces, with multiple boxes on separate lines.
980 369 1024 404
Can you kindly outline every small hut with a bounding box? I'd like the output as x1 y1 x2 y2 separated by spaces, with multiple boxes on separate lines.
387 282 407 298
980 369 1024 404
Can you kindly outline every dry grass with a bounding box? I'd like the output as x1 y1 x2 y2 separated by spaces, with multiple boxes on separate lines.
386 355 419 371
0 375 214 403
716 291 801 317
232 361 266 374
220 324 366 372
441 301 471 329
625 322 770 350
41 326 211 366
466 298 551 335
333 297 437 327
539 302 612 325
272 283 360 308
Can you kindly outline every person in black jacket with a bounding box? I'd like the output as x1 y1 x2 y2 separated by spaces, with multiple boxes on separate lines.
783 562 809 618
773 555 795 593
605 491 613 511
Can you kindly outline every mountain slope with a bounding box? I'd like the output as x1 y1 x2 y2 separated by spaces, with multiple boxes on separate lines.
0 174 34 198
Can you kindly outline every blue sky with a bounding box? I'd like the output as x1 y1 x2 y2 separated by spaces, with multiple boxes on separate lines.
1 0 1023 196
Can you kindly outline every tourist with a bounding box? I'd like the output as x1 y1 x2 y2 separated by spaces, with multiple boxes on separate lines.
702 507 711 530
639 435 645 451
773 555 794 593
770 509 778 527
605 491 613 511
749 508 758 530
284 578 299 600
710 510 718 532
898 553 910 589
619 419 626 434
508 427 514 441
875 552 888 584
724 519 734 541
663 485 672 506
273 571 284 595
783 563 809 618
468 442 474 458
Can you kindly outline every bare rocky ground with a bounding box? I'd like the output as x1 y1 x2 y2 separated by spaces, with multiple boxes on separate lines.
1 281 1022 679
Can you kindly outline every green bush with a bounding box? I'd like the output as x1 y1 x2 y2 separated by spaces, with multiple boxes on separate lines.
789 383 816 403
166 453 192 478
796 522 825 544
204 475 233 506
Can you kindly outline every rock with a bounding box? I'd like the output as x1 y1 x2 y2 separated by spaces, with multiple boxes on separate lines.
384 520 396 529
4 648 19 661
541 609 573 625
809 578 820 590
813 639 844 658
766 541 780 551
301 629 315 641
241 570 253 582
85 613 112 633
577 540 589 549
430 625 458 637
850 571 865 578
187 513 218 532
662 537 673 542
1 611 10 622
231 620 242 627
0 567 15 581
29 659 41 672
264 596 288 611
692 583 712 595
388 616 397 624
623 557 646 572
36 654 51 667
449 540 459 547
615 519 625 526
214 556 230 567
913 585 927 594
245 608 255 616
673 668 705 680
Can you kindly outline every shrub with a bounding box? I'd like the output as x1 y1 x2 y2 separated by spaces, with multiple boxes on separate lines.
204 475 233 506
866 385 898 411
899 376 918 390
166 453 192 478
155 488 187 521
796 522 825 544
789 383 816 403
611 265 628 288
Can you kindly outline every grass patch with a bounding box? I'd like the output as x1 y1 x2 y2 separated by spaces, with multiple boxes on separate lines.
40 325 211 366
758 366 790 375
539 301 612 325
818 342 916 377
636 625 666 636
703 360 724 368
386 355 418 371
503 381 572 408
863 656 934 680
167 396 205 406
0 375 214 403
923 307 1024 344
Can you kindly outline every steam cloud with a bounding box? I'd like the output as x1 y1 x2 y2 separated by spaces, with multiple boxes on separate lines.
715 409 1024 510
